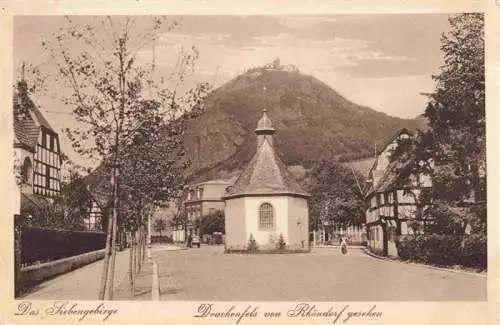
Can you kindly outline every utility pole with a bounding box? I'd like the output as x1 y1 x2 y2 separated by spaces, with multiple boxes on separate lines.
350 166 363 195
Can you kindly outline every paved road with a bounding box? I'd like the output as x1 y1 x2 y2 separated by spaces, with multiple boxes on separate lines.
154 245 486 301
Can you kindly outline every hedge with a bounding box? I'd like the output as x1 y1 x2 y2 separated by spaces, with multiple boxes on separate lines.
21 227 106 265
462 234 487 269
150 235 173 244
395 233 486 270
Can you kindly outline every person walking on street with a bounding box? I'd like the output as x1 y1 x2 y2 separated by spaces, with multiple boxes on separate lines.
187 234 192 248
340 236 348 255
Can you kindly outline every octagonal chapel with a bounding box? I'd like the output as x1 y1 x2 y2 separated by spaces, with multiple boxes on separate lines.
223 109 310 251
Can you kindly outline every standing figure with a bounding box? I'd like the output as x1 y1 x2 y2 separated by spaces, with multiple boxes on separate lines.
187 234 193 248
340 237 348 255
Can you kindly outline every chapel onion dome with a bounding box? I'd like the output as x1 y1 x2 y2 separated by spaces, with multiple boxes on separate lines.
254 109 275 134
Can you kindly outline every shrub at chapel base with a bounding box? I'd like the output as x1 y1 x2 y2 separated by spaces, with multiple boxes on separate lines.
276 233 287 250
247 234 258 252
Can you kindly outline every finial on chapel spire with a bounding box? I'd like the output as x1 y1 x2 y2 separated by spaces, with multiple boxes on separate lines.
255 109 275 134
255 109 275 147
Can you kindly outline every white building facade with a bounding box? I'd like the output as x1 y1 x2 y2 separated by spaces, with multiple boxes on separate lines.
223 109 310 251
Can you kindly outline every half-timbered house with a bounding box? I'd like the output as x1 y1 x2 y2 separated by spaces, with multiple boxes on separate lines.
82 165 111 232
364 129 432 257
13 80 62 213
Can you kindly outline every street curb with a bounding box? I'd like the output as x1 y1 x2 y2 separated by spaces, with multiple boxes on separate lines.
417 263 487 278
362 248 397 261
313 245 365 249
19 249 106 289
362 248 487 278
150 247 188 253
151 260 160 301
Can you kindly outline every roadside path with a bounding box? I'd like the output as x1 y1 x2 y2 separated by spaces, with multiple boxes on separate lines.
21 245 182 300
21 249 130 300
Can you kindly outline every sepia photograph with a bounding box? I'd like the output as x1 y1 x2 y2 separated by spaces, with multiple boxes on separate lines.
10 12 487 305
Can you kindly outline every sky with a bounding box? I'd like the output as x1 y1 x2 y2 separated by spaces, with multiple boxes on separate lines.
13 14 451 168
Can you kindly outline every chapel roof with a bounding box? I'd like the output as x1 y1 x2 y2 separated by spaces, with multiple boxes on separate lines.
254 109 275 133
223 110 309 199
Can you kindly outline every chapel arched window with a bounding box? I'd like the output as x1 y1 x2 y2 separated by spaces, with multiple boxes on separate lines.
259 203 274 229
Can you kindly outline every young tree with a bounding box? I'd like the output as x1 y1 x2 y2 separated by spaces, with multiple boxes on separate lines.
43 16 208 300
308 161 366 231
426 13 485 205
116 98 210 296
199 210 225 236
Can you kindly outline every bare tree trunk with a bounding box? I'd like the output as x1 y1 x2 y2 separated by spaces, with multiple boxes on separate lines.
184 218 188 247
138 226 144 269
135 229 140 274
142 225 147 262
136 228 141 273
132 231 137 279
129 231 135 297
98 166 117 300
105 166 120 300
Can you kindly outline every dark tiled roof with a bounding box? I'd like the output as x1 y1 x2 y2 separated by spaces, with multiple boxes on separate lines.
21 193 52 213
364 156 414 198
84 164 113 208
223 138 309 198
13 81 56 150
366 128 413 179
13 117 36 150
363 129 416 198
13 91 39 150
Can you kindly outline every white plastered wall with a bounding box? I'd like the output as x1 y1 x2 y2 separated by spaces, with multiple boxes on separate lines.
244 196 289 248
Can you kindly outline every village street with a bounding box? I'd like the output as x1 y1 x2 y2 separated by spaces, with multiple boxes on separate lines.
155 245 486 301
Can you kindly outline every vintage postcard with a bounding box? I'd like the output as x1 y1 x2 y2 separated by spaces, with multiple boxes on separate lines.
0 1 499 324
